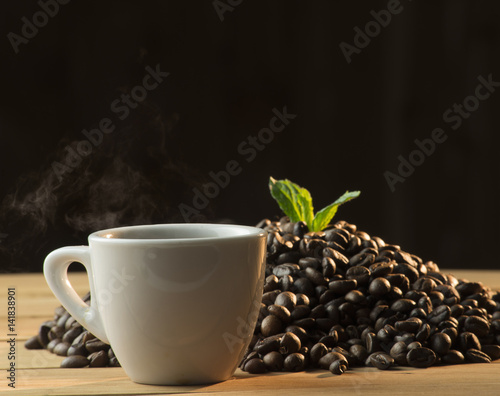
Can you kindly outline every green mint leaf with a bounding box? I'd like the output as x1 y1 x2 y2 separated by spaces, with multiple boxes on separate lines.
269 177 314 225
311 190 361 232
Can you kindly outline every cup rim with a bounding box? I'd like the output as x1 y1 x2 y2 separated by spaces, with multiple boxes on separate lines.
88 223 266 244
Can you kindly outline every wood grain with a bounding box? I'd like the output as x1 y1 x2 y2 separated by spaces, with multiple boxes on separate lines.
1 271 500 395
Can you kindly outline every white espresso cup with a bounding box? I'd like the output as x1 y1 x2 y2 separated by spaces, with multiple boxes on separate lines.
43 223 267 385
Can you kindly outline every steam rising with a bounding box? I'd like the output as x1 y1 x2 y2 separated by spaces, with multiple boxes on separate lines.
0 103 210 272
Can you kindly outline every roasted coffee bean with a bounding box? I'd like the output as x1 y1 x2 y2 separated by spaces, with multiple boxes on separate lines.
329 359 348 375
369 278 391 297
390 341 408 365
430 333 452 356
85 338 109 353
321 257 336 278
406 347 436 368
280 332 302 354
345 290 366 305
273 264 299 278
25 335 43 350
67 342 87 356
395 318 422 333
62 327 82 344
299 257 321 270
278 275 294 292
37 322 52 348
277 251 301 264
285 325 308 343
291 305 311 321
47 339 61 353
323 248 349 269
464 315 490 338
261 315 283 337
319 330 339 348
53 341 70 356
465 348 491 363
442 350 465 365
293 278 315 296
350 344 368 363
459 332 482 351
89 350 109 367
367 352 394 370
284 353 305 372
365 332 382 354
346 266 371 286
310 342 328 366
275 291 297 311
61 355 90 368
254 335 281 355
391 299 416 313
264 275 279 292
262 351 284 371
456 282 484 297
441 327 458 343
319 352 347 370
481 345 500 360
305 267 327 286
245 358 267 374
329 279 357 294
427 305 451 325
268 305 291 323
407 341 422 350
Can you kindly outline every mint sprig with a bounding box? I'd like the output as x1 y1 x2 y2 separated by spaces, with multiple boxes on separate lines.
269 177 360 232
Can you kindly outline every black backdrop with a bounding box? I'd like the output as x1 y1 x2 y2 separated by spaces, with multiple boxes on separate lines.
1 0 499 272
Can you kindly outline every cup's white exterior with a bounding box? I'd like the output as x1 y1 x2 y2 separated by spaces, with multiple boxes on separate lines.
44 224 267 385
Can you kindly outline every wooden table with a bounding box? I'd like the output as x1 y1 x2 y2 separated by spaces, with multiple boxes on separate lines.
1 270 500 395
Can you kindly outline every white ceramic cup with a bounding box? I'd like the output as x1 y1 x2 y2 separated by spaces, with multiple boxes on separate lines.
43 223 267 385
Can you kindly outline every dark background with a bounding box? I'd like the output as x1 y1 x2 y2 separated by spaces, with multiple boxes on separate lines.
1 0 499 272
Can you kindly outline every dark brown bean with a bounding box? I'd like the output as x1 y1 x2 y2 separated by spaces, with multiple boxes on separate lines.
85 339 109 353
318 352 347 370
261 315 283 337
464 315 490 338
430 333 452 356
465 348 491 363
268 304 291 324
61 355 90 368
368 352 394 370
244 358 267 373
442 350 464 365
89 350 109 367
263 351 284 371
406 347 436 368
369 278 391 297
329 279 357 294
284 353 305 372
53 341 70 356
280 332 301 354
481 345 500 360
329 359 348 375
25 335 43 350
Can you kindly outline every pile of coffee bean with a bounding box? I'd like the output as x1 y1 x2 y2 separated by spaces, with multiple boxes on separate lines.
24 292 120 368
239 218 500 375
26 218 500 374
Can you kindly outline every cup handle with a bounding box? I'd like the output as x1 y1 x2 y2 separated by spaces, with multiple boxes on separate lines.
43 246 109 344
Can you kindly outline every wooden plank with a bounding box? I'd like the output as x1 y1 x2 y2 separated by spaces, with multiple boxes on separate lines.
2 271 500 395
3 363 500 396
